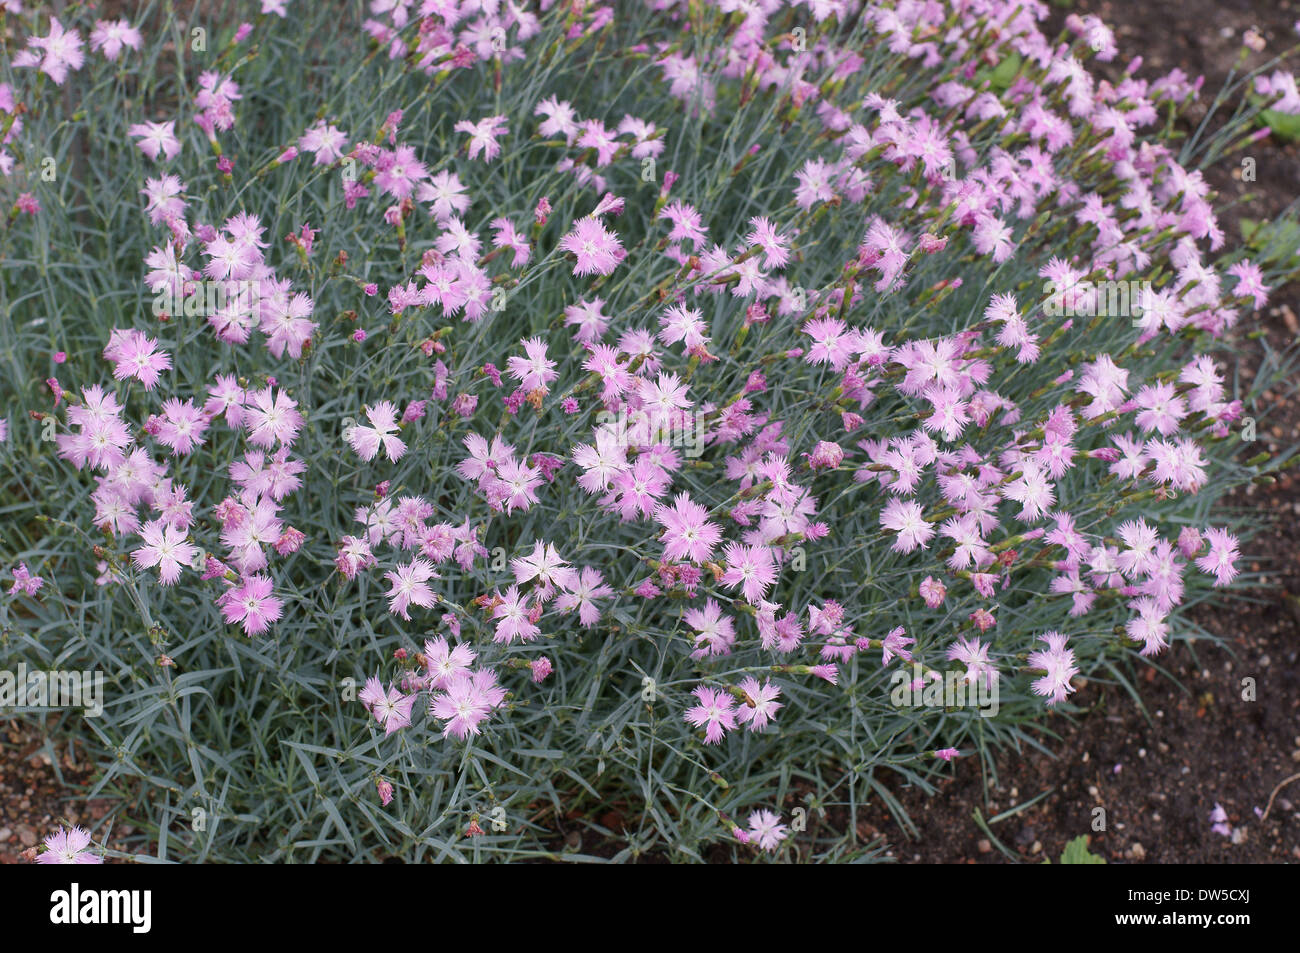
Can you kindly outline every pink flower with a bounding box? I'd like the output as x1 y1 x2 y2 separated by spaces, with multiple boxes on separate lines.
654 492 722 564
793 157 836 209
807 440 844 471
274 527 305 556
156 397 208 456
506 337 558 393
260 290 317 360
619 116 663 158
8 563 44 597
1177 526 1204 559
298 122 349 164
745 810 788 851
418 170 470 222
810 664 838 684
358 675 385 711
735 677 783 732
1228 260 1270 310
344 180 369 208
104 328 171 390
880 626 915 666
194 71 241 137
659 201 709 248
946 636 998 691
535 96 578 141
922 385 971 443
424 635 476 689
1134 381 1188 436
658 303 711 356
132 519 198 585
880 498 935 553
564 298 611 343
35 826 101 864
972 213 1014 262
534 196 551 225
683 599 736 659
683 685 737 744
1003 462 1055 523
367 682 416 735
803 318 854 371
492 585 540 643
1026 631 1079 706
373 145 428 200
229 448 305 502
720 542 777 604
457 432 515 484
454 115 509 162
919 575 946 607
559 216 625 276
510 541 578 595
335 535 375 579
90 19 143 61
22 17 84 85
128 121 182 161
1125 597 1170 657
1195 528 1240 586
553 566 613 627
576 119 621 165
346 401 407 462
243 387 303 448
384 557 438 620
491 217 531 267
1116 518 1159 577
429 670 501 739
530 656 553 682
219 573 284 636
746 216 791 268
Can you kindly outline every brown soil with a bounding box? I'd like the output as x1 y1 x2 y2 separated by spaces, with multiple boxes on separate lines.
0 720 124 864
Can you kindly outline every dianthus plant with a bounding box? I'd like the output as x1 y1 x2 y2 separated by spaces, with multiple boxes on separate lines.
1 0 1297 862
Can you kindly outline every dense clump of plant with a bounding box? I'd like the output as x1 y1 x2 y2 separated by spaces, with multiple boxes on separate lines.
2 0 1297 862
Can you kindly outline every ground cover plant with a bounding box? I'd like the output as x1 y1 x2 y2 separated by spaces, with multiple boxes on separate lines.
2 0 1299 863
